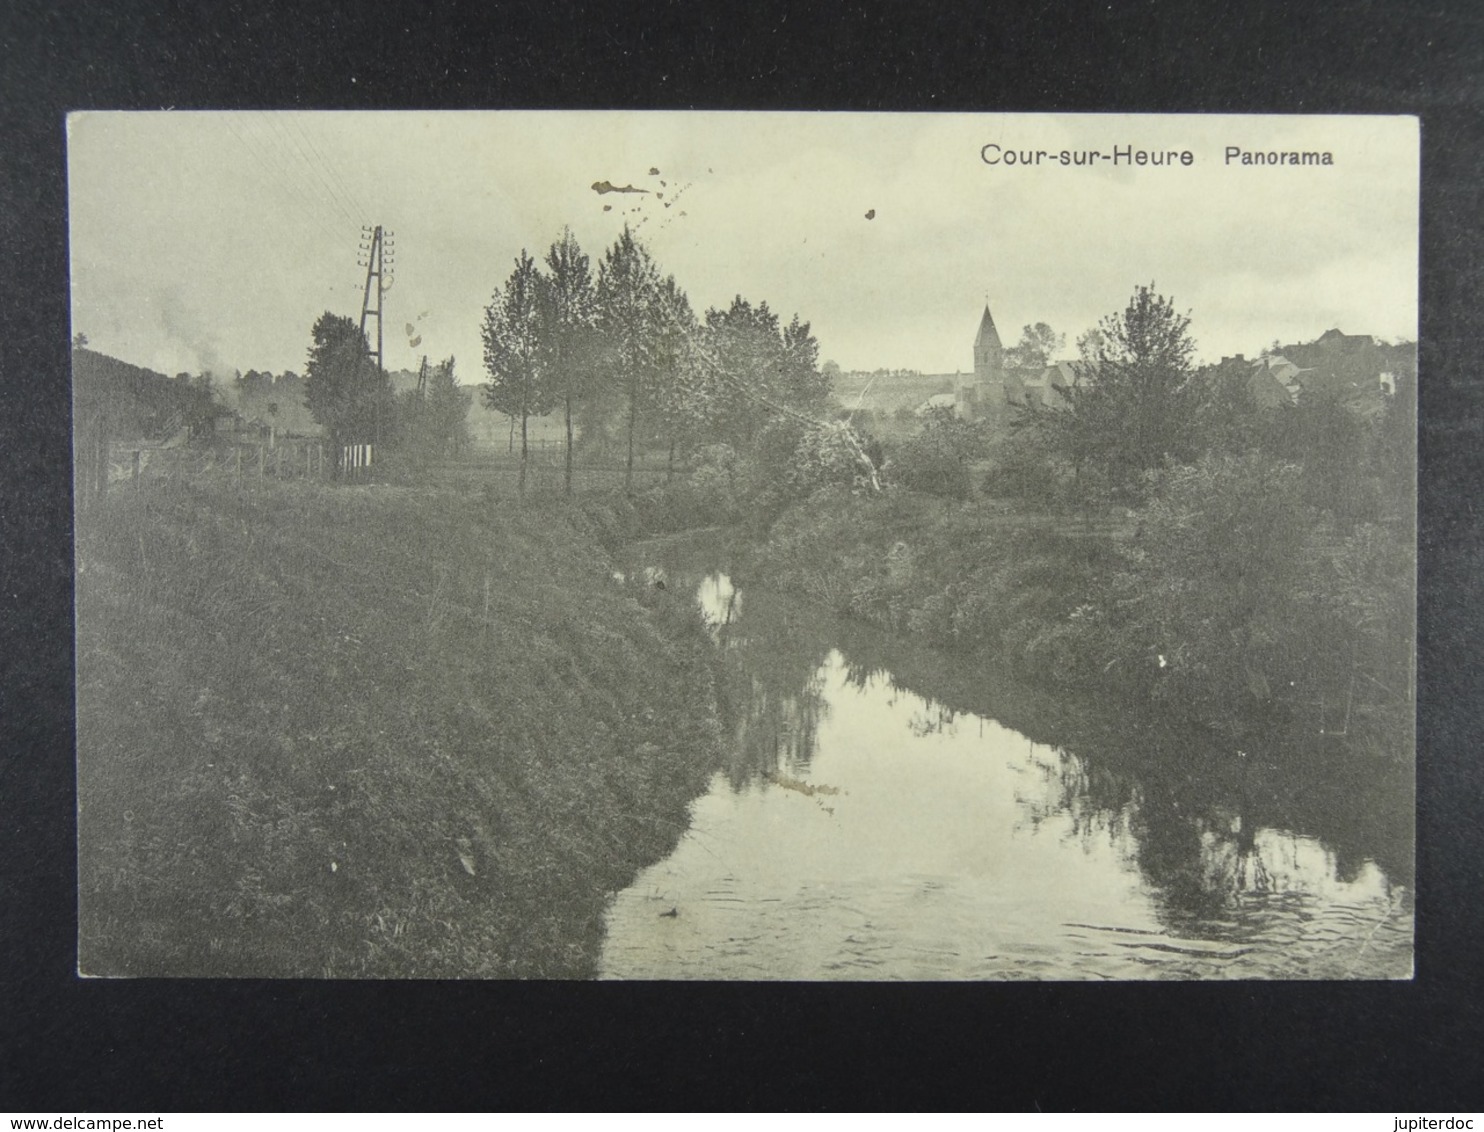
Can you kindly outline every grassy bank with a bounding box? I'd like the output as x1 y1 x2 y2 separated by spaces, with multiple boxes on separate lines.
745 478 1413 760
76 479 722 977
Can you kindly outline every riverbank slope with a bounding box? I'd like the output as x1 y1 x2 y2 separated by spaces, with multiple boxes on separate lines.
76 481 722 977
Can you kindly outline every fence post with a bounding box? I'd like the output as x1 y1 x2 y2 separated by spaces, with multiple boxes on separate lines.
236 446 243 484
258 445 265 480
131 449 141 492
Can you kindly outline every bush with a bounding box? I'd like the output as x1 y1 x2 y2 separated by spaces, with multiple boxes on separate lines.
887 409 985 499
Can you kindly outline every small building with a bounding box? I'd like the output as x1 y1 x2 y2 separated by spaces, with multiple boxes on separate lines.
1234 354 1304 407
1011 360 1077 409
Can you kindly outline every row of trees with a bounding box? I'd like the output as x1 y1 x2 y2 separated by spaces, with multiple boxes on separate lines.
289 224 847 494
481 226 835 495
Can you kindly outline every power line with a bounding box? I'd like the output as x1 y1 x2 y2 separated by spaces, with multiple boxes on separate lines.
224 115 348 249
272 114 363 229
233 115 338 235
293 117 370 226
257 113 360 233
240 114 357 243
267 114 355 227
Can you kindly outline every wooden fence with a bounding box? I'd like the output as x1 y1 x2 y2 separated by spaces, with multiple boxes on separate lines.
80 435 698 506
94 439 329 496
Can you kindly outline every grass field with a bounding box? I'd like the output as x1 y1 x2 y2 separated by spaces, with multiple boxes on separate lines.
76 476 723 977
391 444 695 500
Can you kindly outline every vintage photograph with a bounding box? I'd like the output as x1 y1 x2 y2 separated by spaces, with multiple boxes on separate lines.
70 111 1416 980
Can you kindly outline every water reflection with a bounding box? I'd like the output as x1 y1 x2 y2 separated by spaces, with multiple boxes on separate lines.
603 532 1413 980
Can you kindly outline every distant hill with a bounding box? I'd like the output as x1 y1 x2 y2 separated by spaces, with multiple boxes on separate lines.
830 369 959 418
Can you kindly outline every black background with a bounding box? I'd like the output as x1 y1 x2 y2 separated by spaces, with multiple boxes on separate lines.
2 0 1481 1112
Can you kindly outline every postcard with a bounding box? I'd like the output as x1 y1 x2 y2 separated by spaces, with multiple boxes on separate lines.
69 112 1416 979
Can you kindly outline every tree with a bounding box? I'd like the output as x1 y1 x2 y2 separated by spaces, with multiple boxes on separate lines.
540 229 598 496
1373 352 1416 532
425 357 472 456
1190 357 1261 457
1111 453 1334 738
1058 285 1201 497
183 372 224 439
596 227 665 492
647 274 703 481
1074 326 1106 361
891 407 987 499
1004 322 1065 371
303 312 390 475
786 420 877 497
401 356 471 460
483 251 556 494
703 296 783 448
781 314 829 406
699 297 824 449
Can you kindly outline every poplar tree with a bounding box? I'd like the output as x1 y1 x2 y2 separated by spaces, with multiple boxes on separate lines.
540 229 598 497
482 251 556 494
596 227 665 492
649 274 702 480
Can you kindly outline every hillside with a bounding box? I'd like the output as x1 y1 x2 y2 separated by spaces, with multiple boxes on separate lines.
830 369 957 419
72 347 218 441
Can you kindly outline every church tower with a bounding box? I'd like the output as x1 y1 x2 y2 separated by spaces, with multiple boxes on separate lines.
966 302 1008 422
973 303 1004 382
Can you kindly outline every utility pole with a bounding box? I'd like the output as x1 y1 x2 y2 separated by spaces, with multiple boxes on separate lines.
357 225 395 444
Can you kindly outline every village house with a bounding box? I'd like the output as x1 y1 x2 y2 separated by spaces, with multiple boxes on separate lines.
1225 329 1413 414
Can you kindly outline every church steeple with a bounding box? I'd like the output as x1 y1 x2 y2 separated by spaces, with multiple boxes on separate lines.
973 303 1003 379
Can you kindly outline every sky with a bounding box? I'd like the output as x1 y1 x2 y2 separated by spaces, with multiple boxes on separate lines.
67 112 1418 383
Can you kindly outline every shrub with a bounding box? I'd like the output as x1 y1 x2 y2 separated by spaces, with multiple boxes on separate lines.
887 409 986 499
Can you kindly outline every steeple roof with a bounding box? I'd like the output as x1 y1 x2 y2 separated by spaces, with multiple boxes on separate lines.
974 304 1003 353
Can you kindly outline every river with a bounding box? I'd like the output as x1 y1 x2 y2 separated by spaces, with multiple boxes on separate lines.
599 530 1414 980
